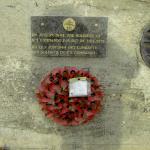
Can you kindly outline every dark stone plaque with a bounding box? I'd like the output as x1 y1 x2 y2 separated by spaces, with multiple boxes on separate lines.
31 16 108 57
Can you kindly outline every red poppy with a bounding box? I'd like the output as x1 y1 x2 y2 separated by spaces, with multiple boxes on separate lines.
36 67 104 126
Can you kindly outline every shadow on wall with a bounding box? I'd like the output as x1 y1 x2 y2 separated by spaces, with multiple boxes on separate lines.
29 35 139 150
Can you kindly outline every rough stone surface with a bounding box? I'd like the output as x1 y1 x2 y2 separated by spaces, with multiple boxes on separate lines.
0 0 150 150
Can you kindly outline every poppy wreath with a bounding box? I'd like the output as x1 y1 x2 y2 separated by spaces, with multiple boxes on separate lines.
36 67 104 126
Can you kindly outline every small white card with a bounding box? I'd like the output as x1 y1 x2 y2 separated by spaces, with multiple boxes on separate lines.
69 77 91 97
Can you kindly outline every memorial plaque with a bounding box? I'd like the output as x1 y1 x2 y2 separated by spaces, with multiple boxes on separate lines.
31 16 108 57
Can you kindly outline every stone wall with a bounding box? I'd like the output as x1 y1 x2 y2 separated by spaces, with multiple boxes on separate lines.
0 0 150 149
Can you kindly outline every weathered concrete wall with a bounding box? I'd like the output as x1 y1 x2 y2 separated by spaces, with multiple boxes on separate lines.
0 0 150 150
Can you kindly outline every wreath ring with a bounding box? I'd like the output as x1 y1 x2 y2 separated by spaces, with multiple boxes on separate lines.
36 67 104 126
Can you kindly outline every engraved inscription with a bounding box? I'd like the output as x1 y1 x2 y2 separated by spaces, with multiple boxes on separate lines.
31 16 108 57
